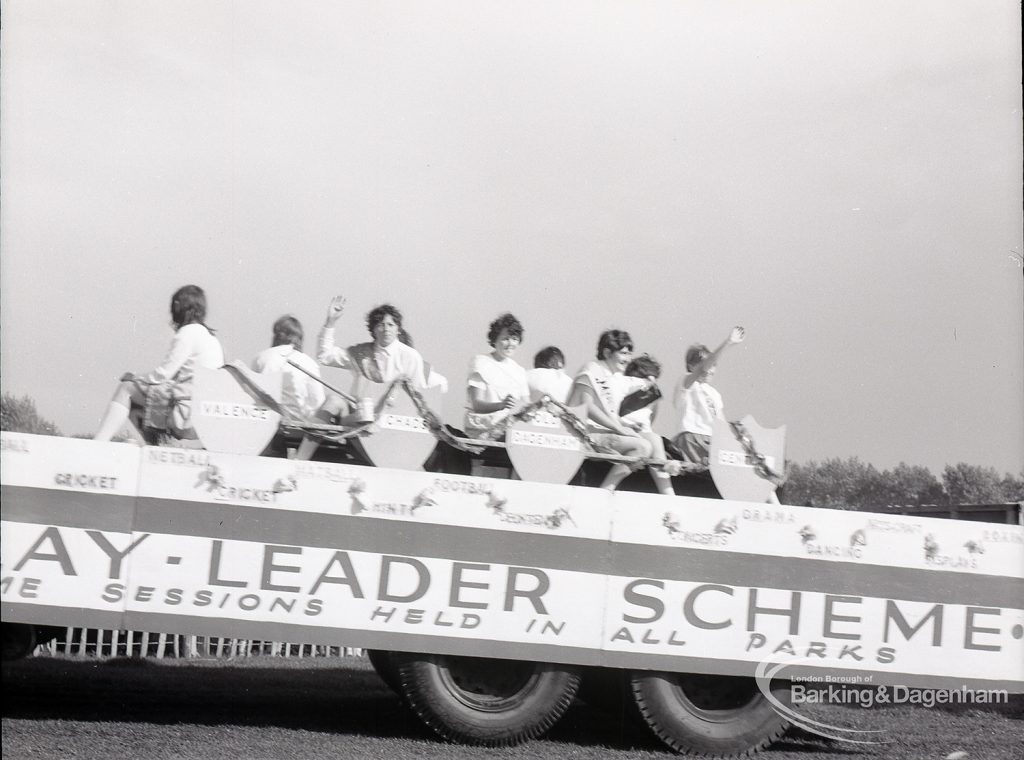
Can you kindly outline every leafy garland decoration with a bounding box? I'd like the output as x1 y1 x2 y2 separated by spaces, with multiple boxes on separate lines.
729 421 787 487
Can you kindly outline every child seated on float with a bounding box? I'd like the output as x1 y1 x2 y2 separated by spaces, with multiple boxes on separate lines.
94 285 224 442
568 330 662 493
673 326 745 468
526 346 572 403
251 315 325 422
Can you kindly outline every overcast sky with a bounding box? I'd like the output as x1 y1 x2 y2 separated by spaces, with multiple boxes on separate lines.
1 1 1021 475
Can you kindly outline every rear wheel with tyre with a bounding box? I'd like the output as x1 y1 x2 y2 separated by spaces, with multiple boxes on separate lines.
2 623 38 661
393 652 581 747
366 649 401 694
630 671 790 757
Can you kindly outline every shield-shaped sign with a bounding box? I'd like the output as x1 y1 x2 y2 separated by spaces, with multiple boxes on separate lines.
710 415 786 503
358 382 443 470
191 367 283 456
506 406 586 484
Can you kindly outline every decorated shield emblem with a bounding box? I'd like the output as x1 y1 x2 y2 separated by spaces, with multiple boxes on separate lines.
359 382 442 470
709 415 786 503
191 366 283 456
506 406 586 484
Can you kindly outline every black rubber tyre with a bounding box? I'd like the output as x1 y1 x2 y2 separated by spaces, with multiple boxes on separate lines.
630 671 790 757
366 649 402 694
2 623 38 661
393 653 581 747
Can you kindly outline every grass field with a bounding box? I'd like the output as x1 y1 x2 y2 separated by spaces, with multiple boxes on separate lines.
2 655 1020 760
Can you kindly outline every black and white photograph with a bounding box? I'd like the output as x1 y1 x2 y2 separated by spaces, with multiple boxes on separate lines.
2 2 1021 758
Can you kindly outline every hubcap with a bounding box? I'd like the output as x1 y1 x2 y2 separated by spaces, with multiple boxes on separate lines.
438 656 540 711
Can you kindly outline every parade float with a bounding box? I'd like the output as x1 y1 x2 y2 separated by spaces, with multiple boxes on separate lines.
3 367 1021 757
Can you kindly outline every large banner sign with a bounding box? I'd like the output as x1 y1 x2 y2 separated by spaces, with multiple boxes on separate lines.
2 433 1022 691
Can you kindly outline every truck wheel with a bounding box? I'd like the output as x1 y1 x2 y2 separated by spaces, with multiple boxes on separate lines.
2 623 38 661
366 649 401 694
630 671 789 757
393 653 581 746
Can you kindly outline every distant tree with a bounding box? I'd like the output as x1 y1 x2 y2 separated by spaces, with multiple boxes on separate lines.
999 472 1024 501
882 462 947 507
942 463 1019 505
785 457 882 510
0 393 61 436
786 457 1022 510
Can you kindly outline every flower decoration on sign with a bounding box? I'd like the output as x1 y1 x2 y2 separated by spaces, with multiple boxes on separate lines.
849 529 867 548
545 507 576 530
663 512 682 537
924 534 940 560
798 525 816 545
272 474 298 493
194 464 225 491
348 478 369 515
486 489 508 514
412 487 438 512
714 516 738 535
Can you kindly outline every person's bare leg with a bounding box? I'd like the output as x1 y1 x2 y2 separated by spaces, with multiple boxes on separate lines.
641 432 676 495
94 381 144 441
600 436 652 491
294 395 347 460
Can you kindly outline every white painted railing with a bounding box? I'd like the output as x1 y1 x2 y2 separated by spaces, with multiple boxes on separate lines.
37 629 362 659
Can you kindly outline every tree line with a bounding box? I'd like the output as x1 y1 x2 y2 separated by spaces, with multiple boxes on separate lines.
3 392 1021 509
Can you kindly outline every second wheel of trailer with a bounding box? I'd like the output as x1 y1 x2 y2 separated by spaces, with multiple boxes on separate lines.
629 671 791 757
392 653 581 746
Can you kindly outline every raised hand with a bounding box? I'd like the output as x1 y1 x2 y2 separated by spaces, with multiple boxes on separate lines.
728 326 746 344
325 295 347 325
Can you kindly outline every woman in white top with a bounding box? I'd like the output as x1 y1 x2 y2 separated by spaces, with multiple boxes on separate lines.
526 346 573 403
568 329 654 491
251 315 325 421
464 313 530 438
94 285 224 441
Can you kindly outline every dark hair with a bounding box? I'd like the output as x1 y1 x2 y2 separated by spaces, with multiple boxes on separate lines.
533 346 565 369
398 328 414 347
626 354 661 379
596 329 632 360
271 315 303 350
366 304 403 334
487 313 524 346
686 344 710 371
170 285 209 330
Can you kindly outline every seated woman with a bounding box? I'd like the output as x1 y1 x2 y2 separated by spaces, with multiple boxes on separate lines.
251 315 325 421
295 295 446 460
622 354 678 494
526 346 572 403
94 285 224 442
464 313 530 439
568 330 672 493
